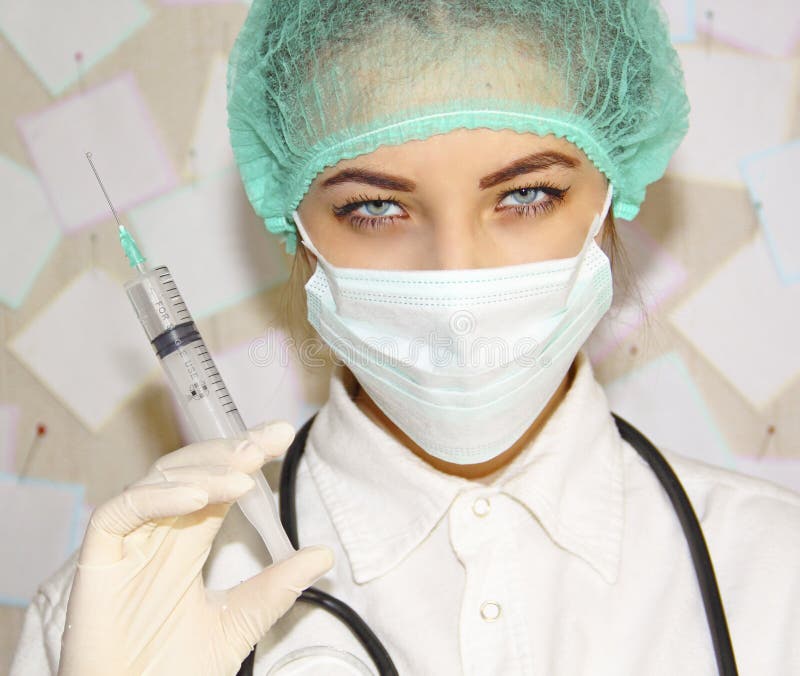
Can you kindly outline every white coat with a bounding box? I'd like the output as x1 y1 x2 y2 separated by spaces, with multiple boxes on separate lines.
11 351 800 675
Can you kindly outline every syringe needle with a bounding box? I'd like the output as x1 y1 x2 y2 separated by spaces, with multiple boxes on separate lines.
85 151 148 271
85 151 123 229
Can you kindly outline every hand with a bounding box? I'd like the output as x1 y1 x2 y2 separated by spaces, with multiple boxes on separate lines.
58 421 334 676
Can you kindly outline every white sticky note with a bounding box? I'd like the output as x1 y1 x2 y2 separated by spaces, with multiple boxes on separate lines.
670 233 800 409
0 474 84 606
216 332 323 430
695 0 800 58
128 167 288 319
0 405 20 473
0 0 151 96
604 352 734 469
9 268 158 431
666 48 794 186
17 73 179 233
0 156 61 308
185 54 235 180
587 220 687 364
161 0 247 4
740 140 800 285
733 457 800 496
660 0 696 42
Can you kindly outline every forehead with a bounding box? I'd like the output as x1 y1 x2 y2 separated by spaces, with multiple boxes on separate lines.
315 128 591 182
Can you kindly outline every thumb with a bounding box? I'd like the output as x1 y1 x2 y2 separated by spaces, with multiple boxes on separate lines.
220 545 334 653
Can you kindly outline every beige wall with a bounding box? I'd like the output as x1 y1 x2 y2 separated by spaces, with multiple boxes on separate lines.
2 2 799 673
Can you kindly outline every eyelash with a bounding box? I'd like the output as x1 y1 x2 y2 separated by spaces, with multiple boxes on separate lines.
331 182 570 231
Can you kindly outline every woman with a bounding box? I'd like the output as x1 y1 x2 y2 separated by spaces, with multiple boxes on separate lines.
12 0 800 674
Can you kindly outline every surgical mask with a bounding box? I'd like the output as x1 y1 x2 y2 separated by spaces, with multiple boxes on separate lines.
291 183 614 465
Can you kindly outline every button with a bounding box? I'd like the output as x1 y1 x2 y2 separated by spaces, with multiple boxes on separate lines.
472 497 491 517
480 600 502 622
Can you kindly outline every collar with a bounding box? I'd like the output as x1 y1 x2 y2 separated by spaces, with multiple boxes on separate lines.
304 350 625 585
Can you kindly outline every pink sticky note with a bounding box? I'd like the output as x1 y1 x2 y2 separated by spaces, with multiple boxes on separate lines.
695 0 800 58
17 72 179 233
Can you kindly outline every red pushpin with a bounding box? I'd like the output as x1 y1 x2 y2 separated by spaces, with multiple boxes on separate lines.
18 422 47 479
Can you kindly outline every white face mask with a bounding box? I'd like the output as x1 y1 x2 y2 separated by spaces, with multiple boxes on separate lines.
291 183 614 465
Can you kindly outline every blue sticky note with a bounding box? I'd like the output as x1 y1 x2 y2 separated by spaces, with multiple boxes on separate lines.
740 139 800 285
0 474 85 606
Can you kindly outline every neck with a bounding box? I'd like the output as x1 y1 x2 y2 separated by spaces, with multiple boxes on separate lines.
348 359 577 481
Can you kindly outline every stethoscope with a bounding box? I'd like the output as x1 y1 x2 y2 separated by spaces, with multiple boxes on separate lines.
237 413 739 676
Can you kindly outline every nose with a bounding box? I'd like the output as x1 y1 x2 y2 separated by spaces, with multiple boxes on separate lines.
427 213 489 270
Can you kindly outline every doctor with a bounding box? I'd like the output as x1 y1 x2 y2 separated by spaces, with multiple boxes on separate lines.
12 0 800 674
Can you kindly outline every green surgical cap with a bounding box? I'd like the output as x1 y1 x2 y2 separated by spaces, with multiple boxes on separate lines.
227 0 690 255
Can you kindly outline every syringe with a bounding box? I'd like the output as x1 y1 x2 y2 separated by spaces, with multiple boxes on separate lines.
85 152 296 564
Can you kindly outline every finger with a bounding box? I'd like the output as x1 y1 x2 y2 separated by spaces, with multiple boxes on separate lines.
157 466 256 504
219 546 335 655
153 420 296 473
81 483 209 566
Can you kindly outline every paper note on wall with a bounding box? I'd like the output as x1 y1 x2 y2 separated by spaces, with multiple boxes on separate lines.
604 351 734 469
740 139 800 285
128 167 288 319
670 233 800 409
587 219 687 364
17 72 179 233
9 268 158 431
733 457 800 496
185 54 236 181
659 0 696 42
0 0 151 95
695 0 800 57
0 474 84 606
216 332 323 430
0 156 61 308
666 47 795 187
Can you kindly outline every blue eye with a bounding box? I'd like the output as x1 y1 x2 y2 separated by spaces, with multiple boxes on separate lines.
497 184 569 218
502 187 544 206
332 194 405 230
360 200 401 217
332 183 569 231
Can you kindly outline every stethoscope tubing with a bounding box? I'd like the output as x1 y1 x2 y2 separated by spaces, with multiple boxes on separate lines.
238 413 738 676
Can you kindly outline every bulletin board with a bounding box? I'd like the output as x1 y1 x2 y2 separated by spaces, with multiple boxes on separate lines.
1 1 799 669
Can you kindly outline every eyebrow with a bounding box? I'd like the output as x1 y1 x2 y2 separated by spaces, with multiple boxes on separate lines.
321 150 580 193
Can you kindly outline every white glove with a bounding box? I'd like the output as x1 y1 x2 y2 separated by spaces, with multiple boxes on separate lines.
58 420 334 676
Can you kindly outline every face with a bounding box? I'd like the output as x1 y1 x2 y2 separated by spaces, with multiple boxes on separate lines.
295 128 610 271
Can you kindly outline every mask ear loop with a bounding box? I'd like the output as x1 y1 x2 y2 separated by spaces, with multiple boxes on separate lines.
562 181 614 296
291 210 329 267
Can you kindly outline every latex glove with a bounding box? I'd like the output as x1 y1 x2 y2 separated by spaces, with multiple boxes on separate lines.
58 421 334 676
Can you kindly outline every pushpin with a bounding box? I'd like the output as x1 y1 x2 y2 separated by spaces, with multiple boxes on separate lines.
704 10 715 56
758 424 776 459
17 422 47 479
75 51 85 93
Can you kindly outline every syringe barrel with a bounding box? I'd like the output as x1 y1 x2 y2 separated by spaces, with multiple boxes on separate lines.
124 266 296 563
